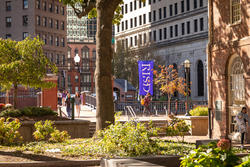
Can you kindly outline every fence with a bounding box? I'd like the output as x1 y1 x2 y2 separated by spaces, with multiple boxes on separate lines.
0 88 38 109
85 93 208 115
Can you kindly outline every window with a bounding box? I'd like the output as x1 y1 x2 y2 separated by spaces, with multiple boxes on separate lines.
75 76 79 83
50 53 53 62
186 0 190 11
194 0 197 9
134 17 137 27
174 3 178 15
49 3 53 12
23 15 28 26
55 20 59 29
43 17 47 27
197 60 204 96
36 0 40 9
231 0 241 24
61 7 65 15
50 35 53 45
139 34 142 45
149 12 152 22
62 55 65 65
125 4 128 13
200 18 204 31
181 1 184 13
149 32 152 41
6 1 11 11
117 24 120 32
61 21 64 30
187 21 190 34
159 8 162 20
134 36 137 46
194 19 198 32
56 54 59 64
149 0 151 4
121 22 124 31
163 7 167 18
164 28 167 39
169 5 173 16
153 10 156 21
49 18 53 28
125 20 128 29
130 37 133 46
6 17 11 27
143 33 147 44
153 0 156 3
153 30 156 41
175 25 178 37
23 0 28 9
182 23 185 35
200 0 203 7
130 2 133 11
139 15 142 25
55 5 59 14
43 1 46 11
5 34 11 39
130 18 133 28
159 29 162 40
37 16 40 25
139 1 142 8
61 38 65 47
82 47 89 59
55 36 59 46
92 49 96 59
170 26 173 38
143 14 146 24
134 0 137 10
43 34 47 44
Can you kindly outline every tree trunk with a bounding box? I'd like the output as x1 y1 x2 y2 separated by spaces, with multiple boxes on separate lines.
5 90 9 104
95 0 120 130
13 84 18 109
168 94 171 115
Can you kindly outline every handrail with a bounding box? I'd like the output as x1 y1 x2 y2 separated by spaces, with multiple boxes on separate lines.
125 105 138 122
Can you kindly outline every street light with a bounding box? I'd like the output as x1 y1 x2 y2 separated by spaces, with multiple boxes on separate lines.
184 59 191 116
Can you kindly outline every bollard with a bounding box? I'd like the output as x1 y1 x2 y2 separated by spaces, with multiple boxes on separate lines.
208 108 212 139
71 97 75 120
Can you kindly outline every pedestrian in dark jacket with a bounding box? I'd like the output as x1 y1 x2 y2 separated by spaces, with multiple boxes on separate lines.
65 93 71 118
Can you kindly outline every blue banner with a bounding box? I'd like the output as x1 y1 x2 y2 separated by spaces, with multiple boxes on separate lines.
138 60 154 96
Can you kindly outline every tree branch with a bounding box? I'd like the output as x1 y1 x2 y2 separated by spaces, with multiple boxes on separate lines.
70 0 96 18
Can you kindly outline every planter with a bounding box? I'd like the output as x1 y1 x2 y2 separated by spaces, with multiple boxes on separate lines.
18 120 90 142
190 116 208 136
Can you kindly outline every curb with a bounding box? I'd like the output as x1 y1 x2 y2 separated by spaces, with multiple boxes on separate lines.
0 160 101 167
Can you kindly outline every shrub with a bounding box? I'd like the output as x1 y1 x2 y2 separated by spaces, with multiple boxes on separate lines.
95 114 159 157
0 117 22 145
0 103 5 111
236 155 250 167
189 106 208 116
0 107 57 117
180 142 240 167
33 120 70 143
165 117 190 142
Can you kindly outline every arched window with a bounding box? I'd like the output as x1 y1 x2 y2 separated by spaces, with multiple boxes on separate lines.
81 46 89 59
197 60 204 96
230 57 244 104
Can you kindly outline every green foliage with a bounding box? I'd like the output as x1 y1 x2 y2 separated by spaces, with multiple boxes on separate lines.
190 106 208 116
165 117 190 142
0 107 57 117
33 120 70 143
95 117 159 157
180 142 240 167
0 118 22 145
236 155 250 167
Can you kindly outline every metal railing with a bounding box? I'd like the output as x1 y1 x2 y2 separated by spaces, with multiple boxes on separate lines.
124 105 138 122
85 94 96 109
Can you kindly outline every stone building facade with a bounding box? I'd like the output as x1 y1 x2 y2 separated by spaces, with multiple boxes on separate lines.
115 0 208 101
0 0 67 91
208 0 250 142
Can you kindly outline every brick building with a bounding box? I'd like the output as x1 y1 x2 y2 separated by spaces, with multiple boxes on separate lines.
208 0 250 142
0 0 67 90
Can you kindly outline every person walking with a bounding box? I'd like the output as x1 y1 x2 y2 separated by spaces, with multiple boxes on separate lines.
236 107 248 148
65 93 71 118
62 90 67 106
143 93 152 116
75 92 81 118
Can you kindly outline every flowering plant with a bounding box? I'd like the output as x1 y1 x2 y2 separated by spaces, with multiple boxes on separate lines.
0 103 5 111
217 139 231 150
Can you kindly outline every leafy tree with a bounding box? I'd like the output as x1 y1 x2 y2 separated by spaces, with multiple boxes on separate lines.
60 0 146 130
0 37 57 108
113 41 163 90
154 65 188 115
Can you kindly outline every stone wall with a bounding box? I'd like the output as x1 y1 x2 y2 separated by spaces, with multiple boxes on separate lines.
19 120 90 142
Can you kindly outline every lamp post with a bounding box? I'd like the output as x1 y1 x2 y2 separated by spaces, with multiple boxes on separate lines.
71 53 81 120
184 59 191 116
